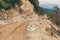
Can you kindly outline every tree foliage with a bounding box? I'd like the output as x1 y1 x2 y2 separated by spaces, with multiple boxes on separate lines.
29 0 39 7
29 0 45 15
0 0 22 10
49 6 60 26
53 6 59 11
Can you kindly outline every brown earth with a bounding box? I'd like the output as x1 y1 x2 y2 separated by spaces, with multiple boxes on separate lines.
0 21 29 40
0 0 60 40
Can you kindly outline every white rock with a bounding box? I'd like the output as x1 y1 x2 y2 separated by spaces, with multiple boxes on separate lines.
27 24 38 32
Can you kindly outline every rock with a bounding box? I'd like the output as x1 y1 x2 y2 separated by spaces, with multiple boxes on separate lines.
27 25 37 32
0 0 60 40
21 0 34 12
26 21 40 32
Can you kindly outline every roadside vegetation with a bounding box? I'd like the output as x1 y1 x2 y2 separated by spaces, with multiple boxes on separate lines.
0 0 23 22
49 6 60 26
0 0 22 10
0 0 45 15
29 0 46 15
0 0 60 26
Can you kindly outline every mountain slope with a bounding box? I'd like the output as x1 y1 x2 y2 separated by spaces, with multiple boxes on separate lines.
0 0 60 40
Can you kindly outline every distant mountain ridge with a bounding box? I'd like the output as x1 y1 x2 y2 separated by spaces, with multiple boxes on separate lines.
45 8 52 13
39 4 60 9
45 8 52 15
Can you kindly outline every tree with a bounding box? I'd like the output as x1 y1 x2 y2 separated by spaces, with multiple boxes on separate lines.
35 6 45 15
0 0 23 22
0 0 22 10
49 6 60 26
29 0 45 15
29 0 39 7
53 6 59 11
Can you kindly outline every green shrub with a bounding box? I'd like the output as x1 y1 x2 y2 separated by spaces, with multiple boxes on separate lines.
29 0 45 15
0 0 22 10
29 0 39 7
49 6 60 26
35 6 45 15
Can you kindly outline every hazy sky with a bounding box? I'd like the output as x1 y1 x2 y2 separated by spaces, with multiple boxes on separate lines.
39 0 60 4
38 0 60 9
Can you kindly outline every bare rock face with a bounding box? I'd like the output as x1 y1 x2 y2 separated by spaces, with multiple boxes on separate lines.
20 0 37 18
21 0 34 11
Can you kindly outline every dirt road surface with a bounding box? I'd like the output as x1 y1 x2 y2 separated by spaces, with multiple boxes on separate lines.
0 21 29 40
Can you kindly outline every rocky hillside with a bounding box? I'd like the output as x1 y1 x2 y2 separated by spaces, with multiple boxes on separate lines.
0 0 60 40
